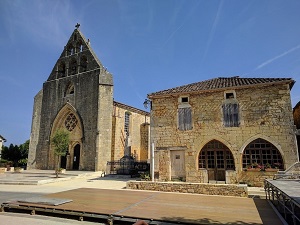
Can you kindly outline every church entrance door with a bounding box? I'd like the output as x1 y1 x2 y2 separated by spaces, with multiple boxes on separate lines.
60 154 67 169
73 144 80 170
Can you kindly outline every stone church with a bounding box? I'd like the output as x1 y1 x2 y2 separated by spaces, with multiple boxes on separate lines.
27 26 149 171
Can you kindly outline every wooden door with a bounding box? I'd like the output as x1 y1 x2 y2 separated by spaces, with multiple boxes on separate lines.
170 150 185 179
72 144 80 170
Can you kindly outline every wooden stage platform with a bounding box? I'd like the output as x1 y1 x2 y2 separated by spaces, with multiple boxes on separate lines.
2 188 283 224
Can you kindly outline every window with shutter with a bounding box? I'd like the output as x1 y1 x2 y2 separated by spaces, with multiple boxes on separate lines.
178 107 192 131
223 103 239 127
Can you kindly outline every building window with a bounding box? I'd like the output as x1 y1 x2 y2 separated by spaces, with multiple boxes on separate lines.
65 113 78 131
124 112 131 136
198 140 235 170
178 107 192 131
65 83 75 96
181 97 189 103
222 103 239 127
242 138 284 170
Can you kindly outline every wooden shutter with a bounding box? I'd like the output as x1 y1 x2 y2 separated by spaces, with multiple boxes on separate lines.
178 107 192 130
223 103 239 127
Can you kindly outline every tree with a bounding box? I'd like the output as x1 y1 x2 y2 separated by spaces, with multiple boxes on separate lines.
51 129 69 178
1 140 29 167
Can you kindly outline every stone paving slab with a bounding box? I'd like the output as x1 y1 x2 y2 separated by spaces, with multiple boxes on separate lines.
0 170 104 185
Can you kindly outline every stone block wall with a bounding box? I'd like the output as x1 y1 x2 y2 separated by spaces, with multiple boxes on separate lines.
112 103 150 161
150 83 298 183
127 181 248 197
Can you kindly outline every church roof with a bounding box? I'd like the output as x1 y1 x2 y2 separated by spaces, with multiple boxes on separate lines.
114 101 150 116
148 77 294 98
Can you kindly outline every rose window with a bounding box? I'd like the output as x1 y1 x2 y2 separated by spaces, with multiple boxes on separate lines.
65 113 78 131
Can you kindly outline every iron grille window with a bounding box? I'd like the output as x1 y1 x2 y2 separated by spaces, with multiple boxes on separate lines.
178 107 192 131
242 138 284 169
198 140 235 170
223 103 239 127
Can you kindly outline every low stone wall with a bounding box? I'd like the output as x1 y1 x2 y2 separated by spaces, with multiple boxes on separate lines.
238 170 278 187
127 181 248 197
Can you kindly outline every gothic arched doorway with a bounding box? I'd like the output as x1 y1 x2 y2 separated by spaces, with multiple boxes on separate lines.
73 144 80 170
199 140 235 182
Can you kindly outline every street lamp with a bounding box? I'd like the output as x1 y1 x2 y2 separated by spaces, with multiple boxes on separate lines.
143 99 151 109
143 98 154 181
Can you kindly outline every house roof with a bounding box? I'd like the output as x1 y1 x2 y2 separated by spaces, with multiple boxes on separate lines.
148 77 295 98
113 101 150 116
0 135 6 141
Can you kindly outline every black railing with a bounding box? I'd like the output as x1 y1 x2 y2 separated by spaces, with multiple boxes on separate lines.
107 160 150 176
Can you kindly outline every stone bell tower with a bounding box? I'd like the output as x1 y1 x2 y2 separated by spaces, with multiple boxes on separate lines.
28 24 113 171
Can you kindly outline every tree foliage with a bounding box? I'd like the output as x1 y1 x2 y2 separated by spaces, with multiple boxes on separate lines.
51 129 69 177
1 140 29 167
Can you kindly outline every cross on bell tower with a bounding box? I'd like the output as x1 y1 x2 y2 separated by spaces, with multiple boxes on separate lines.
75 23 80 29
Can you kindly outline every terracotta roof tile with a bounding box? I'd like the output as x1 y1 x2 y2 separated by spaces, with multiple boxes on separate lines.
148 77 294 97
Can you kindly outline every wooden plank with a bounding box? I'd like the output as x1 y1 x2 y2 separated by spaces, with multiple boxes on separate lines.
10 188 283 224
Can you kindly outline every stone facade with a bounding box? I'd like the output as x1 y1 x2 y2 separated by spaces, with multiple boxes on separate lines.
112 102 150 161
28 27 149 171
148 77 299 186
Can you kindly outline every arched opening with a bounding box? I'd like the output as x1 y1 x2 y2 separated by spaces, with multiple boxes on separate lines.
199 140 235 181
67 44 74 56
76 40 83 53
57 61 66 78
73 144 80 170
49 104 83 170
79 55 88 73
69 59 77 75
64 83 75 97
242 138 284 170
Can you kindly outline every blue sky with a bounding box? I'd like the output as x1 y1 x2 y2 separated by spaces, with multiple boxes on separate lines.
1 0 300 145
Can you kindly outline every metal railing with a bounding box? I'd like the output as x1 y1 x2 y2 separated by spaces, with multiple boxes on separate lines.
107 160 150 176
265 180 300 225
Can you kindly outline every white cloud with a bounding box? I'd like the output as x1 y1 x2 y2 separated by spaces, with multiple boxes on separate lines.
201 0 224 64
2 0 78 48
256 44 300 70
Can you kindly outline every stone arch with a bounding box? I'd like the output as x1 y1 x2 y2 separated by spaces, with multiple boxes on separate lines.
67 44 75 56
57 61 66 79
241 137 284 170
195 135 233 159
69 58 77 75
49 103 83 169
198 139 235 181
64 82 75 97
239 134 283 156
79 55 88 73
76 40 83 53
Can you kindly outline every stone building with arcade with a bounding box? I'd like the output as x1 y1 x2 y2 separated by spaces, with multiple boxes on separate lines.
27 26 149 171
147 77 299 184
